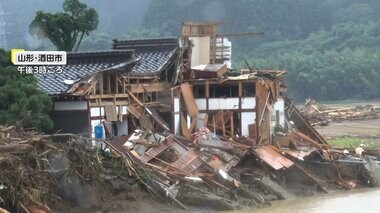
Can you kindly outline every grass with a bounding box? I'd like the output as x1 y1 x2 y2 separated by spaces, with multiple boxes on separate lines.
327 137 380 149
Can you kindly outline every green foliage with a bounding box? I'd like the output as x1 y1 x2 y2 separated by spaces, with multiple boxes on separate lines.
328 137 380 149
0 50 53 131
29 0 99 51
141 0 380 101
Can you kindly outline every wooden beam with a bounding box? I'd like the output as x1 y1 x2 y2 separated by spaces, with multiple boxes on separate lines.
122 78 126 94
130 82 169 93
89 101 128 107
115 73 119 94
88 94 129 99
107 72 111 94
230 113 234 138
126 89 144 107
99 73 104 95
181 113 191 139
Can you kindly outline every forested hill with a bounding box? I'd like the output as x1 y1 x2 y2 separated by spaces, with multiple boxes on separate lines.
140 0 380 101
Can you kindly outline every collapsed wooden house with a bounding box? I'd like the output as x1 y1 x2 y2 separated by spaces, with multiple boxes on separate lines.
35 37 181 137
33 23 380 210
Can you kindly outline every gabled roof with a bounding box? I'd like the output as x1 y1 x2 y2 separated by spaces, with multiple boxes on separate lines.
35 50 135 95
112 37 179 76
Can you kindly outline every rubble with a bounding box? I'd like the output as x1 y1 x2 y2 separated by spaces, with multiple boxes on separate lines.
100 68 380 211
0 126 103 213
299 99 380 126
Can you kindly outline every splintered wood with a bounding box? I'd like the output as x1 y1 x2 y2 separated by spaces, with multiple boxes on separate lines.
180 83 199 117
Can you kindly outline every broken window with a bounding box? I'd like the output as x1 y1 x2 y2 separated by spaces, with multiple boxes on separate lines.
243 83 255 97
193 85 205 98
209 84 238 98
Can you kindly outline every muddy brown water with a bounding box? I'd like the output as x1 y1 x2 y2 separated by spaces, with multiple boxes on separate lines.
226 188 380 213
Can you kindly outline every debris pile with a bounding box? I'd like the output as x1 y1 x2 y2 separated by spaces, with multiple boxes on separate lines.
0 126 102 213
299 99 379 126
102 81 380 211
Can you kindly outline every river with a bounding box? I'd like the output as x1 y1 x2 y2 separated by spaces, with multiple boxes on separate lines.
229 188 380 213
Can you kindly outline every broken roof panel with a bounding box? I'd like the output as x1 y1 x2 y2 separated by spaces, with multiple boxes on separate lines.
113 37 179 76
35 50 135 95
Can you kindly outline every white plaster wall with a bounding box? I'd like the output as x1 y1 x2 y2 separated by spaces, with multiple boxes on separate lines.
55 101 87 111
90 106 128 118
241 112 256 136
195 98 239 110
175 114 180 134
190 36 211 67
241 97 256 109
208 98 239 110
274 98 285 128
195 99 207 110
174 97 180 134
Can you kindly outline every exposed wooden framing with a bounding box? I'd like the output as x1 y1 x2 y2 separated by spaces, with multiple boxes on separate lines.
126 89 144 107
130 82 169 93
122 78 126 93
99 73 104 95
88 94 129 99
106 72 111 94
238 81 243 137
189 117 197 133
181 113 191 139
115 73 119 94
238 82 242 97
87 100 91 137
221 111 226 136
205 81 209 113
203 114 209 126
230 113 234 138
89 100 128 107
122 75 159 80
198 109 255 113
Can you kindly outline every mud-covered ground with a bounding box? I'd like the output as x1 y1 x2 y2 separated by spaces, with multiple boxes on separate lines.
315 118 380 140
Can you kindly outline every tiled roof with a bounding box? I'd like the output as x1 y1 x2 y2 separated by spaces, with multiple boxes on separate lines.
35 37 179 95
35 50 135 95
112 37 179 76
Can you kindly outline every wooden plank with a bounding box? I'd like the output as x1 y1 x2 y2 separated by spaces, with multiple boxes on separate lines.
126 89 144 107
248 123 256 139
122 79 126 93
203 114 209 126
104 105 118 121
254 146 293 170
130 82 169 93
189 117 197 133
107 72 111 93
88 94 129 99
181 113 191 139
145 106 170 131
181 83 199 117
99 73 104 95
127 105 143 119
118 105 123 121
230 113 234 138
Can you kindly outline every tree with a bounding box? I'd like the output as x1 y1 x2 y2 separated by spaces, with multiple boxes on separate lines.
0 50 53 131
29 0 99 52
